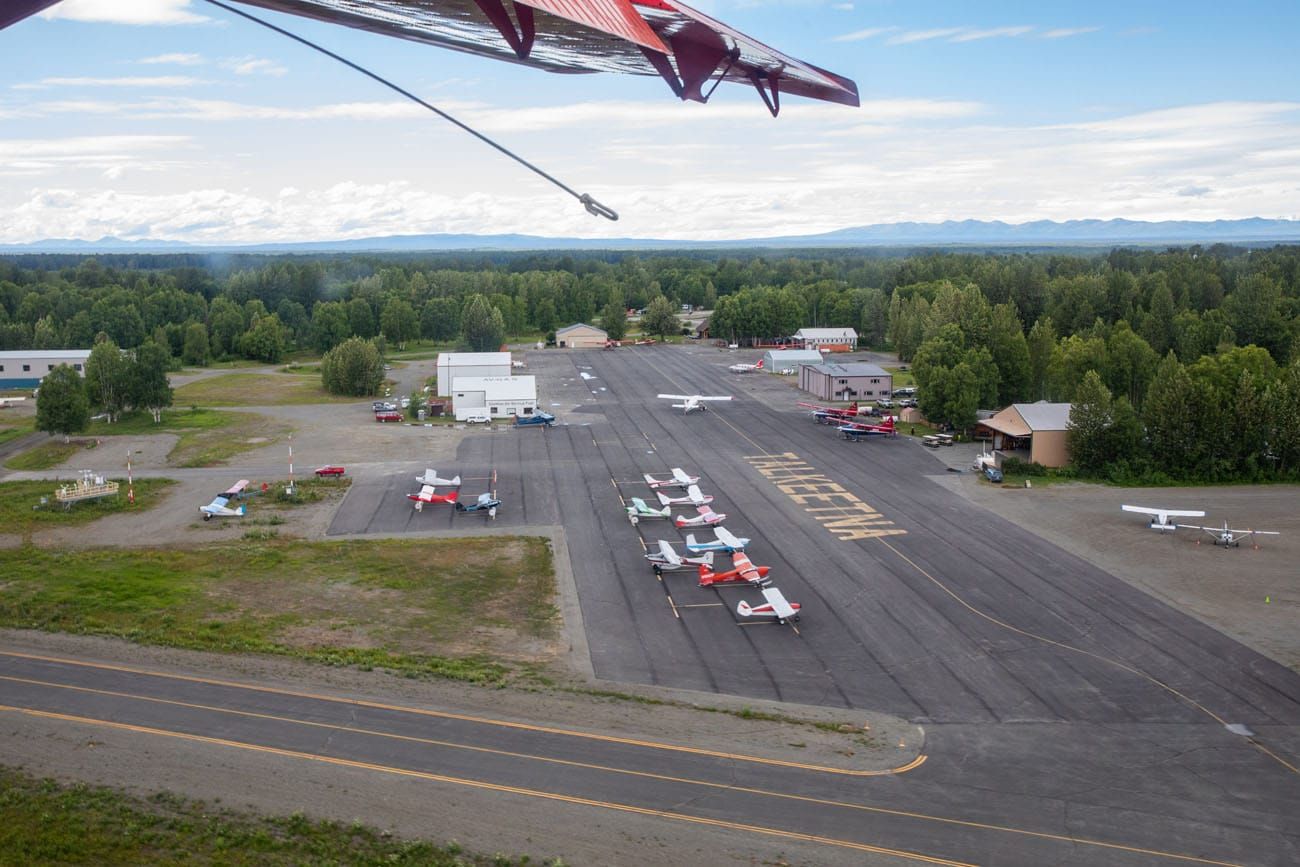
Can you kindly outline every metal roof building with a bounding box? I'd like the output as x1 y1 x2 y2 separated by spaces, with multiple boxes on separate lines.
452 375 538 421
799 362 892 402
556 323 608 349
761 349 823 372
0 349 91 389
435 351 511 397
978 402 1073 468
792 327 857 350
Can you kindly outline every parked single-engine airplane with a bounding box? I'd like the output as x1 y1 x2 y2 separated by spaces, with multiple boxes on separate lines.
838 416 897 440
737 587 801 624
658 393 733 414
684 527 750 554
1121 504 1206 532
645 540 714 572
627 497 672 525
729 359 764 374
408 485 460 511
200 482 249 521
643 468 699 489
675 505 727 528
798 401 859 424
1176 521 1281 548
697 551 770 587
416 469 461 487
0 396 26 408
656 485 713 507
454 491 500 518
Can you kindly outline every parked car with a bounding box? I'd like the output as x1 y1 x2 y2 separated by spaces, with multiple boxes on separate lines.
983 465 1004 483
399 397 411 409
876 398 895 409
899 398 918 408
461 412 491 424
314 465 346 477
375 411 403 422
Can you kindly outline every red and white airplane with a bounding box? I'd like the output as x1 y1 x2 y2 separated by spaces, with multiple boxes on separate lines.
643 468 699 490
675 505 727 528
656 485 713 507
408 484 459 511
737 587 802 624
838 416 897 440
697 551 771 587
798 401 860 424
729 358 764 374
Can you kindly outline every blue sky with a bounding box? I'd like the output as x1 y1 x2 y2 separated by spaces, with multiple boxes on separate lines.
1 0 1297 243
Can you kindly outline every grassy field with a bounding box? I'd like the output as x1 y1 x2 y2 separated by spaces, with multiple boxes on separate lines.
0 767 548 867
4 438 90 470
0 536 558 685
884 365 916 388
87 409 293 468
175 373 355 406
0 423 33 446
0 478 175 536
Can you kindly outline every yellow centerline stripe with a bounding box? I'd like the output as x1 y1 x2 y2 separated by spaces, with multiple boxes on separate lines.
0 704 968 867
0 650 914 777
1 695 1246 866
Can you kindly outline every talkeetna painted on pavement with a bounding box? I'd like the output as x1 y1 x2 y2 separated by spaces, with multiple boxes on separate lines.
743 451 906 540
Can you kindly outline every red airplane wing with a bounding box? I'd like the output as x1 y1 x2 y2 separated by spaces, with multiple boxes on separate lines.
0 1 857 114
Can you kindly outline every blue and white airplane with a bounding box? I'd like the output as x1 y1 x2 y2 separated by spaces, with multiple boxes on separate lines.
684 527 750 554
200 481 249 522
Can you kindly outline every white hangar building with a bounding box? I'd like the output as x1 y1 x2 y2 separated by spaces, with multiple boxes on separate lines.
436 351 511 397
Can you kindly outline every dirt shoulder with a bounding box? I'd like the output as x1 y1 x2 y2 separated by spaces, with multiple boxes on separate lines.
933 473 1300 670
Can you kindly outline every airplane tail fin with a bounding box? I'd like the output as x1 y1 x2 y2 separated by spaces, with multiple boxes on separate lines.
685 533 698 548
756 359 764 369
449 475 461 486
698 563 715 585
656 492 673 506
236 505 246 516
847 402 858 415
699 551 715 566
736 601 754 617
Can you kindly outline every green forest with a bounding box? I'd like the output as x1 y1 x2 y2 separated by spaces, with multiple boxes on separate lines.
2 244 1298 484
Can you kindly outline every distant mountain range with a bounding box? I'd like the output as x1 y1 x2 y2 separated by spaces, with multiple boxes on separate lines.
3 218 1299 254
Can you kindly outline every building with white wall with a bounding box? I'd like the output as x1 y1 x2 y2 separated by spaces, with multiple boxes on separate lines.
793 328 858 351
762 349 823 373
556 323 608 348
0 350 91 389
452 375 538 420
799 362 892 401
436 351 511 397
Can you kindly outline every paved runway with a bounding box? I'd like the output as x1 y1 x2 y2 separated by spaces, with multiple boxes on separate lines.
8 346 1296 864
4 649 1293 866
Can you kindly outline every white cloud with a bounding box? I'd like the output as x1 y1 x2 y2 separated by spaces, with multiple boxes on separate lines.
13 76 203 89
831 3 854 10
222 57 288 77
138 53 204 66
832 26 898 43
887 28 965 45
40 0 209 25
950 26 1034 43
3 100 1297 242
1041 27 1100 39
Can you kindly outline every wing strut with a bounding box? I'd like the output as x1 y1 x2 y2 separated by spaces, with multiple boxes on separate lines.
473 0 536 59
749 70 781 117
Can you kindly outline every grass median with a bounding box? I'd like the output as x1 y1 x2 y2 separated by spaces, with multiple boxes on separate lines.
0 478 175 537
175 372 356 407
0 536 558 685
0 767 553 866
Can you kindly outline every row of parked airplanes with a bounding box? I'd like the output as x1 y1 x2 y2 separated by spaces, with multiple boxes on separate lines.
654 385 899 442
1122 505 1281 547
626 467 801 625
407 469 502 517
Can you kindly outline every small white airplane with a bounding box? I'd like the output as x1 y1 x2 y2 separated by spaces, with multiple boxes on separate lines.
737 587 801 624
1121 504 1205 532
675 504 727 528
199 482 249 521
1176 521 1281 548
627 497 672 525
642 468 699 489
644 539 714 571
685 527 750 554
0 396 27 408
415 469 461 487
657 393 733 414
728 358 764 374
656 485 713 507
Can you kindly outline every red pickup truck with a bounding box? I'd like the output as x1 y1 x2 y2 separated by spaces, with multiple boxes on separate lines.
375 411 403 423
314 465 346 477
